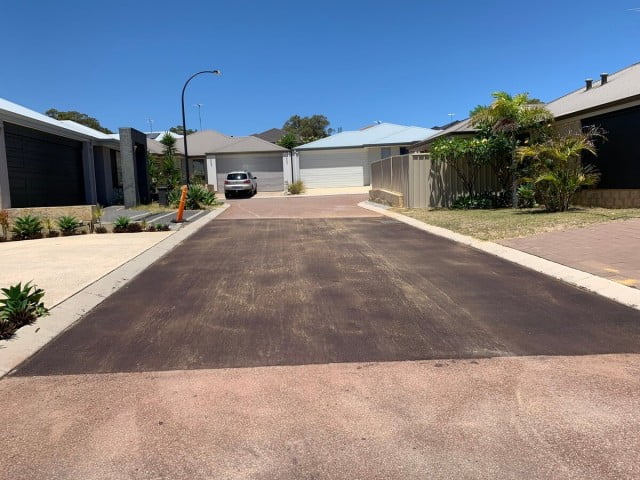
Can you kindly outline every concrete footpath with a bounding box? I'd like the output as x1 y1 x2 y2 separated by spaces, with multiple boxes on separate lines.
359 202 640 311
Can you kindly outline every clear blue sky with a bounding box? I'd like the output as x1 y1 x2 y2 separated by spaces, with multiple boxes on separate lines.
2 1 638 135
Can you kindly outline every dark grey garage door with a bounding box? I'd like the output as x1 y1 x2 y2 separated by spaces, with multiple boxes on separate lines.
4 123 85 207
216 153 284 192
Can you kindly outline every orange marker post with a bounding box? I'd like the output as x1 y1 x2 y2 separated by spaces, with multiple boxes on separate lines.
175 185 188 222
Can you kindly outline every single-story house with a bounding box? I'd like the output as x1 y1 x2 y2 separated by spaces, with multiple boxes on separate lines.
0 97 150 210
293 123 439 188
546 62 640 207
148 130 291 192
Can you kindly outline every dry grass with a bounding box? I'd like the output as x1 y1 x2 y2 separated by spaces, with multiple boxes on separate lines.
393 207 640 241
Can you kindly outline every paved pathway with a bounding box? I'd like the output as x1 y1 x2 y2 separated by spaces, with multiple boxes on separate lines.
2 195 640 479
501 218 640 288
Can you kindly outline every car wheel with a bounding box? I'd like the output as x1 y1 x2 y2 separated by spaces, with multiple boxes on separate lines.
224 192 230 199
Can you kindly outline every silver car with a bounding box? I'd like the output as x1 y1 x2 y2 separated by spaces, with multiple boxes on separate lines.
223 171 257 199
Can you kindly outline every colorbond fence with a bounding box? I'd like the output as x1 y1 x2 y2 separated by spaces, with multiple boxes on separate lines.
370 154 498 208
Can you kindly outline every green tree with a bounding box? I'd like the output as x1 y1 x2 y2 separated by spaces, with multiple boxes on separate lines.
430 136 495 197
470 92 554 204
517 127 603 212
169 125 196 135
45 109 113 134
157 133 182 190
282 114 331 145
277 132 298 149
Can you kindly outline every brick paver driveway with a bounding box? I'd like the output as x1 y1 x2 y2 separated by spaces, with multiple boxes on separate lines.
2 194 640 479
501 217 640 288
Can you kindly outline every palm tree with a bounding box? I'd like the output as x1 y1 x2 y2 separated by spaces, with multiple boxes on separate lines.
517 127 602 212
471 92 554 206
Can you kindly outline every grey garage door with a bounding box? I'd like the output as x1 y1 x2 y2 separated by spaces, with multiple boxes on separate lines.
216 153 284 192
4 123 84 207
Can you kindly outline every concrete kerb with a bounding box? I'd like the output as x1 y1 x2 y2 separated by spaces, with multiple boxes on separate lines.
358 201 640 311
0 204 230 378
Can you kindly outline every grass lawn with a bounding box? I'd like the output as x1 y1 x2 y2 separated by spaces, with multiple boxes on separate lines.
393 207 640 241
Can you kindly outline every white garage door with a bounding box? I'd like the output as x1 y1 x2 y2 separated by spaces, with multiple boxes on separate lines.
299 148 365 188
216 153 284 192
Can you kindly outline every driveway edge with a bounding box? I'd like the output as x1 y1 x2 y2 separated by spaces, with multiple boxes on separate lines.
0 205 230 378
358 201 640 311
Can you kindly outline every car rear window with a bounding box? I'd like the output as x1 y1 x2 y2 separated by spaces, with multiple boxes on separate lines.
227 173 247 180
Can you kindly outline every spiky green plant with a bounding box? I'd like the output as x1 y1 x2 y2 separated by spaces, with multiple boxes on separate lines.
0 281 49 338
11 214 43 240
57 215 83 236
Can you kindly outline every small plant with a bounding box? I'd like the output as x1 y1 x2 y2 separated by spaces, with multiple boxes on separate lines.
95 225 108 234
146 224 157 232
11 214 43 240
91 204 104 233
126 222 143 233
517 184 537 208
288 180 305 195
187 184 216 209
47 230 60 238
112 216 131 233
156 223 170 231
0 281 49 339
57 215 83 236
0 209 9 240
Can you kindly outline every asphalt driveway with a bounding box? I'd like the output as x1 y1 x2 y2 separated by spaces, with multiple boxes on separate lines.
14 215 640 376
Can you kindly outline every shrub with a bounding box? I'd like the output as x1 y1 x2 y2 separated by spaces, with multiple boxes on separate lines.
186 184 216 209
126 222 143 233
517 127 603 212
288 180 305 195
156 223 170 231
0 282 49 339
47 230 60 238
146 224 157 232
57 215 83 236
11 214 43 240
0 210 10 240
517 184 537 208
112 216 131 233
95 225 108 234
452 191 511 210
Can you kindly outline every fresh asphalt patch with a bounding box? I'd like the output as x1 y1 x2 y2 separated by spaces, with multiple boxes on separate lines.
13 217 640 376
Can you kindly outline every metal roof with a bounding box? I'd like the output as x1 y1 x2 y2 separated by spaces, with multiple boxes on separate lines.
147 130 287 156
295 123 439 150
0 97 117 144
546 62 640 118
410 118 477 152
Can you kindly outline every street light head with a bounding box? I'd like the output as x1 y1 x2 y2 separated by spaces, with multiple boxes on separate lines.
211 69 221 75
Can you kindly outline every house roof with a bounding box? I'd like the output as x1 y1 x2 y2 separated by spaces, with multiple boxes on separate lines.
546 62 640 118
147 129 287 156
251 128 284 143
295 123 438 150
211 136 288 154
0 97 118 144
410 118 477 152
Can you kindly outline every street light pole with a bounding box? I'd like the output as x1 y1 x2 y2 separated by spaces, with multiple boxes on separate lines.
181 69 221 184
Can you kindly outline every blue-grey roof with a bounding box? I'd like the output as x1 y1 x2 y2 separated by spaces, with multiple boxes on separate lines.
0 97 117 143
295 123 439 150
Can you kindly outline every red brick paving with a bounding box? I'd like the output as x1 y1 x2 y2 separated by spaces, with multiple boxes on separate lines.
500 218 640 288
219 194 380 219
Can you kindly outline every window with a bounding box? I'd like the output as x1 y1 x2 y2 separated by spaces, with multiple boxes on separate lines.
227 173 248 180
380 147 391 159
400 147 409 155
